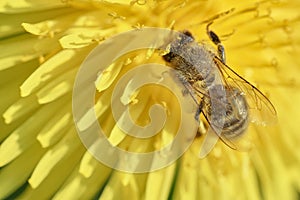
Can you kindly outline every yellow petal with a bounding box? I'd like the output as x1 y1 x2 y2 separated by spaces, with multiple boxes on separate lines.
79 152 99 178
95 61 124 92
77 88 111 131
0 96 68 166
0 34 40 70
144 163 176 200
29 127 84 188
99 172 143 200
107 125 127 146
36 67 77 104
59 34 95 49
19 147 83 200
172 161 198 200
0 54 37 71
0 0 65 13
0 8 75 38
22 21 57 36
3 95 39 124
0 58 38 87
0 142 46 199
105 0 134 5
20 49 76 97
37 105 71 148
53 160 112 200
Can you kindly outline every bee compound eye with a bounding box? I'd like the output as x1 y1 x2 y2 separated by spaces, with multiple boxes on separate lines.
182 30 194 39
163 52 175 62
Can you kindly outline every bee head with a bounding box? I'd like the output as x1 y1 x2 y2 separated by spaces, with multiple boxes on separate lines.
162 52 175 62
162 30 194 63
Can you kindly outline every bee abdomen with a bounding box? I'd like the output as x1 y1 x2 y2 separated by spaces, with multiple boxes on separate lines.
222 88 249 139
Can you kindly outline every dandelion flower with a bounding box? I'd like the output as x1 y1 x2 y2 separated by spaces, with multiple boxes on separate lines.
0 0 300 199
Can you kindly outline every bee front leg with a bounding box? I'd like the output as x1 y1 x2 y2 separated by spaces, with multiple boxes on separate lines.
195 100 204 121
206 22 226 64
176 73 195 97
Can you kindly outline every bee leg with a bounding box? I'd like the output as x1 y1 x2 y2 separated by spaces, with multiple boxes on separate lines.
195 100 204 121
196 118 207 137
182 88 189 96
175 73 204 121
176 73 196 98
206 22 226 63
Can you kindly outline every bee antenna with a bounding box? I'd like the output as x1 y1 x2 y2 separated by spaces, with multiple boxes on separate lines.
206 21 213 34
206 22 226 63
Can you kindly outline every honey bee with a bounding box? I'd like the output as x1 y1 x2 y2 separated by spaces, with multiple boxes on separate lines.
162 23 277 157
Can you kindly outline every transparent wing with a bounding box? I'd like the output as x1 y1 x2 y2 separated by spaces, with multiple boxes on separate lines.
213 56 277 125
197 57 276 156
198 125 253 158
187 80 249 153
199 110 252 156
199 127 219 158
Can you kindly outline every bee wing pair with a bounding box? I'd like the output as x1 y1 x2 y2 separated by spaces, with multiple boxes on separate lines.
199 56 277 158
213 57 277 124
